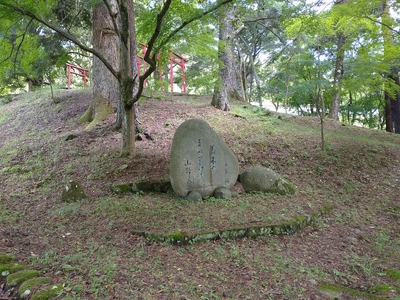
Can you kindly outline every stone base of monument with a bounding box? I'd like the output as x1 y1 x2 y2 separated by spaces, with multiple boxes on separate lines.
184 187 232 201
185 191 203 202
213 187 232 199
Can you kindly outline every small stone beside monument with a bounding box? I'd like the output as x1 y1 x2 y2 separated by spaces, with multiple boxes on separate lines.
169 119 239 200
239 166 296 195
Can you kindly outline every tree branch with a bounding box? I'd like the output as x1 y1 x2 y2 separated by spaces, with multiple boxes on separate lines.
137 0 172 97
12 18 33 76
155 0 233 54
0 1 119 79
362 13 400 35
243 15 281 24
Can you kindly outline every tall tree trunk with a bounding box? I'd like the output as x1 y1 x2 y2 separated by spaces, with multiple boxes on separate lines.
239 35 262 107
391 70 400 133
329 32 345 120
381 0 400 133
329 0 348 120
81 2 119 129
250 53 262 107
121 100 135 157
212 1 237 111
237 47 247 101
385 89 394 132
212 87 230 111
119 0 137 156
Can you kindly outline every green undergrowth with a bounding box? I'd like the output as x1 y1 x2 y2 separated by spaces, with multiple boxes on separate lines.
387 269 400 282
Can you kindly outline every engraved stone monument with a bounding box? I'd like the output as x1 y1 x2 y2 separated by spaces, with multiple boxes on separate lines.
170 119 239 199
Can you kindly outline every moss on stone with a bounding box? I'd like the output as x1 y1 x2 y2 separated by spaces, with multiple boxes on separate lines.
220 228 247 239
30 284 63 300
0 263 25 277
134 181 173 193
168 232 187 243
272 225 282 235
61 180 87 202
111 183 132 195
18 277 52 299
6 269 40 286
247 226 272 238
271 178 296 195
133 206 332 245
190 232 220 243
112 181 173 195
0 253 15 264
319 282 385 300
294 215 307 223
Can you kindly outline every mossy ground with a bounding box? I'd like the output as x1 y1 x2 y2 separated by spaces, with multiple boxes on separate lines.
6 270 40 287
0 88 399 299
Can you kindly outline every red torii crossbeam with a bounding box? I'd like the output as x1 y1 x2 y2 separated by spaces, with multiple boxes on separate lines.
66 63 89 89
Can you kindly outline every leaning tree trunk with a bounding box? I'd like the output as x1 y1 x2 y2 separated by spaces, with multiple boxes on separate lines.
80 2 120 129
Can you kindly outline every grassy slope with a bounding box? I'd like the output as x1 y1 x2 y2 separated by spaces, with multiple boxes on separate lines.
0 88 399 299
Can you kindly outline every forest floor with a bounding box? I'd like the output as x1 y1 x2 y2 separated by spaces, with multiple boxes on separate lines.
0 87 399 300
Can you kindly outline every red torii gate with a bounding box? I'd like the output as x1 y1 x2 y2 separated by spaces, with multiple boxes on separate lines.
66 45 187 93
169 51 187 93
66 63 89 89
137 43 187 93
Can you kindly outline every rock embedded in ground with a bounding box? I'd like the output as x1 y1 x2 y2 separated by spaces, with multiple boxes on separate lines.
240 166 296 195
61 180 87 202
170 119 239 198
